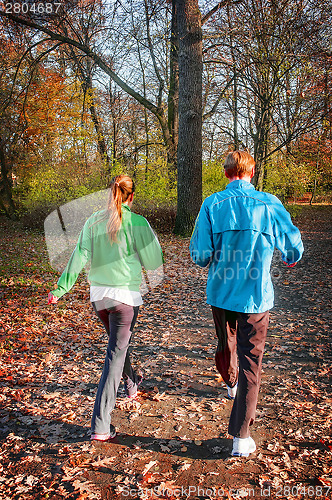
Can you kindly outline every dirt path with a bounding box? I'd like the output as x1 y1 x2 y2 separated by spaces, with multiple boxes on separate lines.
0 206 331 500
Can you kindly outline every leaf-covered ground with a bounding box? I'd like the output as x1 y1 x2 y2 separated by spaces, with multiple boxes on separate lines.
0 206 331 500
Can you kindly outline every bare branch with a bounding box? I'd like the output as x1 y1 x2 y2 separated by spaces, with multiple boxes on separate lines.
0 10 161 118
143 0 165 109
1 38 56 113
202 0 243 26
204 57 233 66
20 43 63 126
203 77 235 120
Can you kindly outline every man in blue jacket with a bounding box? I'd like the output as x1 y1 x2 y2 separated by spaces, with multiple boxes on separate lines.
190 151 303 457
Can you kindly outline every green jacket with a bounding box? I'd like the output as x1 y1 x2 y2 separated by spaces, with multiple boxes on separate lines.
52 204 163 298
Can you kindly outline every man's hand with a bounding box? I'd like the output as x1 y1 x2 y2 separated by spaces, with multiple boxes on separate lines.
48 292 59 304
283 261 297 268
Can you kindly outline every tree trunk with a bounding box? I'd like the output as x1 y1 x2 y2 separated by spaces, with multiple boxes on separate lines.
83 69 110 171
68 49 111 171
310 177 317 205
109 81 119 168
167 0 179 186
227 6 239 150
310 152 320 205
253 98 270 191
174 0 203 236
0 142 17 219
233 67 239 150
88 96 111 170
253 159 265 191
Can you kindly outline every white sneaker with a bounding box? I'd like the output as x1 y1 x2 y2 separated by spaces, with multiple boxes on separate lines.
231 436 256 457
227 383 238 399
90 424 116 441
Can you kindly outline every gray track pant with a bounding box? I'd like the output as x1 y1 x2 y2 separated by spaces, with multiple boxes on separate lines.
91 299 139 434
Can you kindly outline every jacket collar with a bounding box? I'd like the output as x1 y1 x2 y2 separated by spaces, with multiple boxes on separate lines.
226 179 255 190
122 203 131 212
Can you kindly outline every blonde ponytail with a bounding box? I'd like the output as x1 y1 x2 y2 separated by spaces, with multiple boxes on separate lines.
107 175 135 242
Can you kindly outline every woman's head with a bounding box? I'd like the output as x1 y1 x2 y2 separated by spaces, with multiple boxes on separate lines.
107 175 135 242
109 175 135 205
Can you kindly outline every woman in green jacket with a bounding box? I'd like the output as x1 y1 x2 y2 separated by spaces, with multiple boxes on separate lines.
48 175 163 441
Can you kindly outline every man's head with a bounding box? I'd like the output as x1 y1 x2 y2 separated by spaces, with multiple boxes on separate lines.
224 151 255 180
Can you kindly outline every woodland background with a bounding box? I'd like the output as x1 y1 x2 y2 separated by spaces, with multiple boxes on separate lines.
0 2 332 498
0 0 331 235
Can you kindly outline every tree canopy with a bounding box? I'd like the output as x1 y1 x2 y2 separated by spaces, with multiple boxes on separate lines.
0 0 331 233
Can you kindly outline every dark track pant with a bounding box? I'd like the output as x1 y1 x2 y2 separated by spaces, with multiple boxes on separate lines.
211 306 269 438
91 300 139 434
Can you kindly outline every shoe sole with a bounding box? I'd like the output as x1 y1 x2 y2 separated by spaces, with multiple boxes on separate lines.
231 447 256 457
91 431 116 441
231 438 256 457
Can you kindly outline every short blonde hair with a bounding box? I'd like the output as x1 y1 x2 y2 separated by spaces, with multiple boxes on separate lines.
224 151 255 178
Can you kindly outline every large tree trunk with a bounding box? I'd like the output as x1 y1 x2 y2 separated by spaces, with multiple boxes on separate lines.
174 0 203 236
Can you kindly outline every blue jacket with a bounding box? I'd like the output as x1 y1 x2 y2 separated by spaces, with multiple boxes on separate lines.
190 180 304 313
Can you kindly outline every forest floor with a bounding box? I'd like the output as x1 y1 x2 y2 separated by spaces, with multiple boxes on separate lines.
0 205 331 500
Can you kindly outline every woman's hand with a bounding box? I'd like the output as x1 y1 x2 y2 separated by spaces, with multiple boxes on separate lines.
48 292 59 304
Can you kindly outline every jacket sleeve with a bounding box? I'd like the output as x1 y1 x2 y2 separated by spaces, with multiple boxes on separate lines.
272 199 304 265
51 223 91 298
189 200 214 267
133 219 163 271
